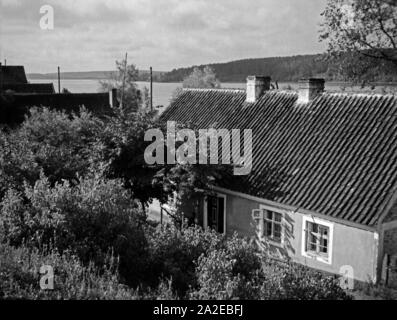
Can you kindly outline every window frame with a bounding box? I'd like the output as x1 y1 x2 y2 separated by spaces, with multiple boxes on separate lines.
301 216 334 265
252 205 285 247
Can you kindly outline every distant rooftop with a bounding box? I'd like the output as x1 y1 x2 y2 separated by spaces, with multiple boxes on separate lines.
0 65 28 85
0 65 55 94
3 83 55 94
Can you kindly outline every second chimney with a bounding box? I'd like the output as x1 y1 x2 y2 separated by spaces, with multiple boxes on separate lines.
297 78 325 103
246 76 271 103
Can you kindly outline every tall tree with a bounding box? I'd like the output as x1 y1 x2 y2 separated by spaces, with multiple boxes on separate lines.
182 66 221 89
320 0 397 82
99 58 149 112
91 110 232 214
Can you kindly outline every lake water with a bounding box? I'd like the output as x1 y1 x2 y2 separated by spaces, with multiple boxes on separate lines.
28 79 252 111
29 79 397 112
29 79 181 108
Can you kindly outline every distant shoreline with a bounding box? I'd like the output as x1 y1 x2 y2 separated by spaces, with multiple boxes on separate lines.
27 77 397 87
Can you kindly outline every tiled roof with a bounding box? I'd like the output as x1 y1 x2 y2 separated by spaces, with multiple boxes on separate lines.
3 83 55 94
161 88 397 227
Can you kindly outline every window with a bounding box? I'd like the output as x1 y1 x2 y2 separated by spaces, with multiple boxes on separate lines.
252 207 284 245
305 222 329 255
264 210 283 243
302 216 333 264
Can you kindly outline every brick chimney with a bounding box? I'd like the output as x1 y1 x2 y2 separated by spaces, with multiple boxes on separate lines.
297 78 325 103
246 76 271 103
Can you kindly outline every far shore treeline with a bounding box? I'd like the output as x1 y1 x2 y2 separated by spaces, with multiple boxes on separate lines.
28 53 397 84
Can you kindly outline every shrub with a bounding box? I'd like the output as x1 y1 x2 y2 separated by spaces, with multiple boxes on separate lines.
145 224 223 296
190 234 263 300
0 173 148 286
0 130 40 198
0 107 103 199
18 107 103 183
0 243 137 300
260 258 352 300
189 233 351 300
142 279 179 300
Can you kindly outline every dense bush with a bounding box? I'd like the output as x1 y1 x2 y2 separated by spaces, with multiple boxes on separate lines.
260 259 351 300
0 173 148 286
189 235 264 300
189 234 351 300
0 243 137 300
145 227 351 300
145 224 223 295
0 107 103 198
0 130 39 198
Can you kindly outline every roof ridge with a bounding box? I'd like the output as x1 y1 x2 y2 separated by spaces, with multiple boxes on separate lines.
324 91 397 98
182 88 245 93
181 88 397 99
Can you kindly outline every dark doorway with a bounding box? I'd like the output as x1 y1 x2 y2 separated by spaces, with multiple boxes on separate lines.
207 196 225 234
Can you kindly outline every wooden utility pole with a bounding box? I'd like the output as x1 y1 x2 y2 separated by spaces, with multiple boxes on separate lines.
150 66 153 111
57 66 61 93
120 52 128 108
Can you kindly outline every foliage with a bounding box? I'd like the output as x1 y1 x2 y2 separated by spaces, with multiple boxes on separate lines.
99 58 149 112
189 234 264 300
182 66 221 89
145 224 223 296
189 234 351 300
0 243 138 300
92 109 233 209
260 258 352 300
90 108 167 207
0 174 148 286
162 55 331 83
0 130 39 199
353 281 397 300
0 107 103 198
320 0 397 82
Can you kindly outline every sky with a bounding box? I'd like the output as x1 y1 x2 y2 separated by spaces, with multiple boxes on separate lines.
0 0 328 73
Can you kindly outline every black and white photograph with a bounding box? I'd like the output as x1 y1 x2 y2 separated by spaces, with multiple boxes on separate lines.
1 0 397 308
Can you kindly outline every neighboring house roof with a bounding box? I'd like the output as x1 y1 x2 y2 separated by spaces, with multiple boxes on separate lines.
3 83 55 94
161 88 397 227
0 66 28 84
1 65 54 93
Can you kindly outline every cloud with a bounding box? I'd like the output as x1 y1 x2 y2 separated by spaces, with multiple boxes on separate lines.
1 0 327 73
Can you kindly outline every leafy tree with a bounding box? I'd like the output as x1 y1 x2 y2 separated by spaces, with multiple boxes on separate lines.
182 66 221 89
320 0 397 82
92 109 233 213
0 107 102 198
90 108 167 209
99 58 149 112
